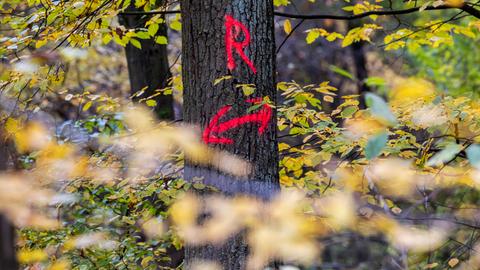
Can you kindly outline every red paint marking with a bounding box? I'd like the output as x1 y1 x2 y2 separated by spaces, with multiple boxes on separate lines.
203 98 271 145
225 15 257 74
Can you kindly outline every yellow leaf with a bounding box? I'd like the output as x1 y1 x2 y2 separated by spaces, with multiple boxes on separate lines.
424 262 438 269
102 34 112 44
35 39 48 48
5 117 20 136
146 99 157 107
306 30 320 44
170 194 199 227
445 0 464 7
274 0 290 6
170 20 182 31
390 78 436 104
284 19 292 34
141 256 154 267
280 175 294 186
448 258 459 267
323 95 334 103
48 260 70 270
17 249 48 264
82 101 92 111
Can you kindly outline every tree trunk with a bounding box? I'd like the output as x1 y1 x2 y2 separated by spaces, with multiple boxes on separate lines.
348 20 371 109
181 0 279 269
0 132 18 270
119 3 174 120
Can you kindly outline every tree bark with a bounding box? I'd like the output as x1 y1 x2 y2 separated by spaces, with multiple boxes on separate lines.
181 0 279 269
0 132 18 270
119 3 174 120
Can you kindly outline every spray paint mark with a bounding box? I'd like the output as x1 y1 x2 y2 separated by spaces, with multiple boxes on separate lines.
203 98 271 144
225 15 257 74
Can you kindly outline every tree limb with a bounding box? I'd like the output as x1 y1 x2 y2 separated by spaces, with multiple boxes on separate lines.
119 4 480 20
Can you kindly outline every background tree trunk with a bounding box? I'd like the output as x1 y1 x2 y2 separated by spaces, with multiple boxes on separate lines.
119 3 174 120
181 0 278 268
348 19 371 109
0 131 18 270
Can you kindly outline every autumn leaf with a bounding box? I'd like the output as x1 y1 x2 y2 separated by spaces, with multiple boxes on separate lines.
284 19 292 34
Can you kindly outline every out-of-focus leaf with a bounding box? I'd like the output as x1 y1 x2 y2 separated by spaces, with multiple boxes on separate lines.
426 144 462 167
365 93 397 125
341 106 358 118
466 144 480 169
364 77 386 87
365 132 388 160
329 65 355 80
17 249 48 264
448 258 460 267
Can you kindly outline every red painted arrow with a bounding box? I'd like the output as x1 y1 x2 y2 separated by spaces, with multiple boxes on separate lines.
203 98 272 145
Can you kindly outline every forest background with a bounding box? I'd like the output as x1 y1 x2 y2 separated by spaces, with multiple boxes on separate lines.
2 0 480 269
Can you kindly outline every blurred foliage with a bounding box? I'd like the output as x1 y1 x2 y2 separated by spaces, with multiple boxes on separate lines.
406 33 480 97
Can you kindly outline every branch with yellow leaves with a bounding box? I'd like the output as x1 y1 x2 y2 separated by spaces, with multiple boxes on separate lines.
119 3 480 20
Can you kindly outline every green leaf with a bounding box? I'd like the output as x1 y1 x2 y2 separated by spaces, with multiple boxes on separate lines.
466 144 480 169
247 102 264 113
329 65 355 80
130 38 142 49
141 256 154 268
365 93 397 125
154 36 168 44
274 0 290 6
341 106 358 118
170 21 181 31
135 31 150 39
365 132 388 160
148 23 159 36
364 77 386 87
113 34 127 46
121 216 136 225
102 34 112 44
238 84 255 96
426 144 462 167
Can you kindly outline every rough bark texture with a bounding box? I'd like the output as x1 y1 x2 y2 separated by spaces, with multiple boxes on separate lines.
0 132 18 270
181 0 278 269
119 3 174 120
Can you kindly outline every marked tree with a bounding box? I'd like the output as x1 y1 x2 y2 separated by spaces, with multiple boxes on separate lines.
181 0 278 268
